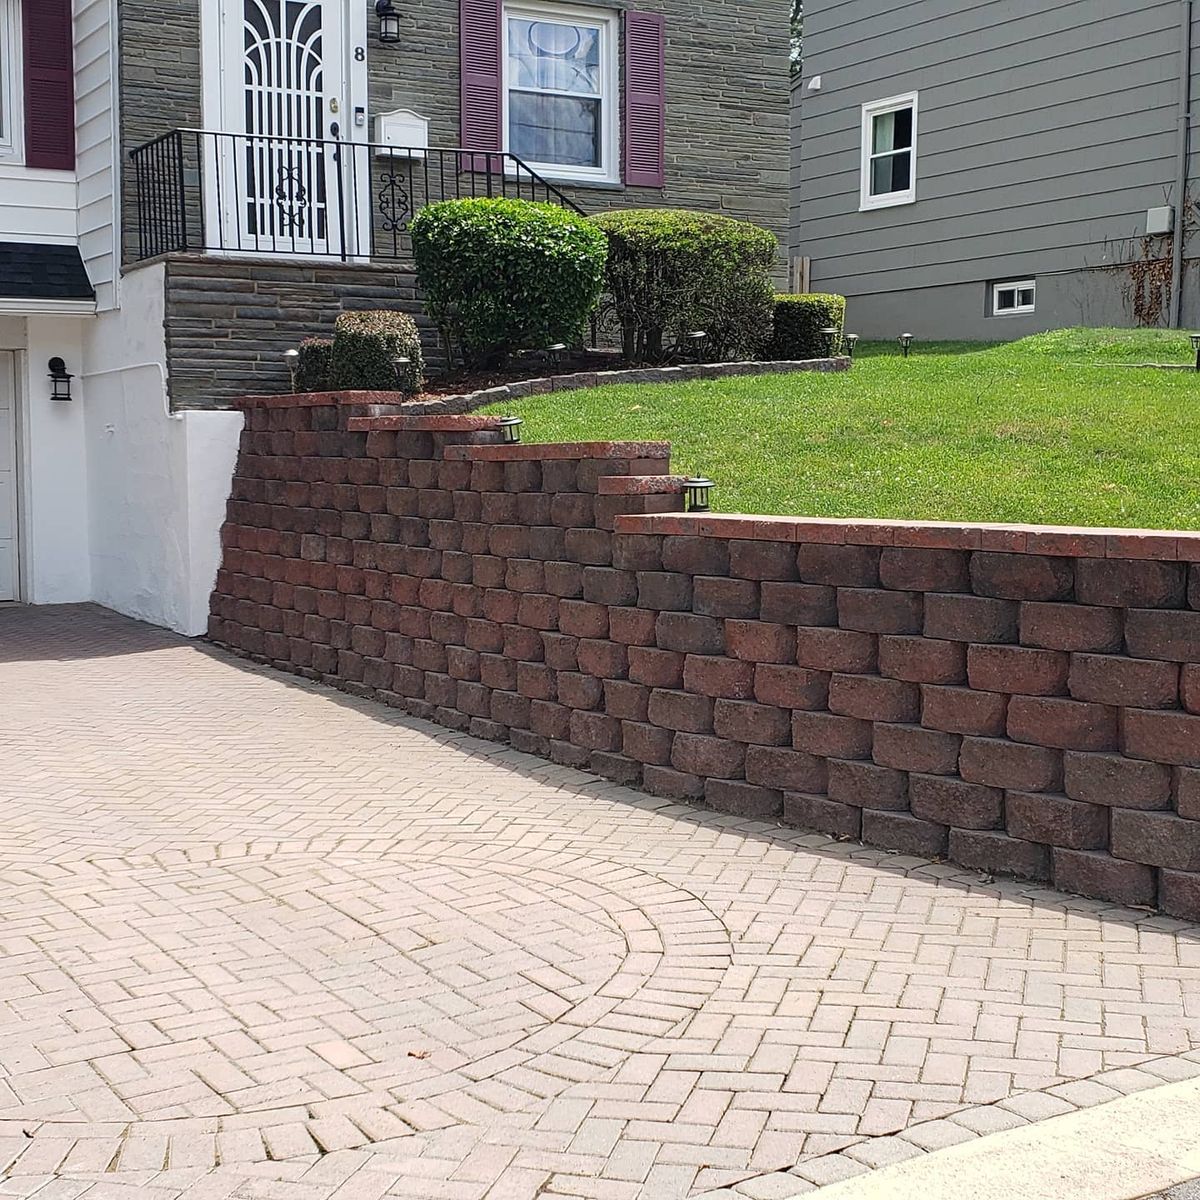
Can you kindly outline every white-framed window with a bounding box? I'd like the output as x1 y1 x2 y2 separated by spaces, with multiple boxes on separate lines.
0 0 22 160
502 0 620 184
860 92 917 211
992 279 1036 316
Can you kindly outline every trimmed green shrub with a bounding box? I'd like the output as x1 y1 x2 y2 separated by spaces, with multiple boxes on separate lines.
294 336 333 393
591 209 778 362
769 293 847 360
327 310 424 394
410 197 607 368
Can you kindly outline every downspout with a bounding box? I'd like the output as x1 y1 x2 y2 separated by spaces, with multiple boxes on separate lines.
1170 0 1193 328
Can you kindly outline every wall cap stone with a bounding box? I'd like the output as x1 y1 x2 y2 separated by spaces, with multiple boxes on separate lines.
445 440 672 461
615 514 1200 560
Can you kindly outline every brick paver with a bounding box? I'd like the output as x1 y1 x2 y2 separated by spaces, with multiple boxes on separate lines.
2 604 1199 1200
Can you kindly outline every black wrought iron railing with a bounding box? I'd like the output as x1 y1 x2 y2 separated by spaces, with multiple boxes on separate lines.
130 129 585 262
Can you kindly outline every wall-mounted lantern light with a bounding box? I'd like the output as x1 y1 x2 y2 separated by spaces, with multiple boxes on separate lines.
899 332 915 358
684 476 714 513
283 347 300 392
820 326 841 358
498 416 523 444
1191 333 1200 372
376 0 401 44
844 333 860 357
48 357 74 401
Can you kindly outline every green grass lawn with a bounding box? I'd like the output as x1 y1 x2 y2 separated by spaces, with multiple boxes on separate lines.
481 328 1200 530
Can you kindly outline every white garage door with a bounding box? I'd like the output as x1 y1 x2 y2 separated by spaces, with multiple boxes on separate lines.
0 353 17 602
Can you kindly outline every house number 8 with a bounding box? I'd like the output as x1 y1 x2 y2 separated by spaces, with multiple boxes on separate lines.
355 46 366 60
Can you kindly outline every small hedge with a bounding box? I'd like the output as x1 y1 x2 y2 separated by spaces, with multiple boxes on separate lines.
770 293 847 360
294 337 332 393
411 197 607 368
327 310 424 394
591 209 778 363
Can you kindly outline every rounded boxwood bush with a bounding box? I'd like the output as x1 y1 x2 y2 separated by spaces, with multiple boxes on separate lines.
769 293 847 360
294 336 332 393
591 209 778 363
411 197 607 368
327 310 425 394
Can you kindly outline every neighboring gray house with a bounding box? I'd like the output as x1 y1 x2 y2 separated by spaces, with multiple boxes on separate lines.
791 0 1200 339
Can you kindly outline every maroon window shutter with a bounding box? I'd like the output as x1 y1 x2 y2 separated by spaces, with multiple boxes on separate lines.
623 11 665 187
460 0 503 152
23 0 76 170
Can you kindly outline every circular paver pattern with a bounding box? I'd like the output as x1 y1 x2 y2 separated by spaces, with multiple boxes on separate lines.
0 841 731 1174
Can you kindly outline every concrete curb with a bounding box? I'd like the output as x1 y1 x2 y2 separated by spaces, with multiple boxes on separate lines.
808 1077 1200 1200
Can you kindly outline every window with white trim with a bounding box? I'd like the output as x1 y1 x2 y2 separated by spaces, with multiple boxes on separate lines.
0 0 21 159
502 1 619 182
860 93 917 211
992 279 1036 316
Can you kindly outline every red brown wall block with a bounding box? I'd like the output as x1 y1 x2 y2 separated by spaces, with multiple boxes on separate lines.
209 400 1200 920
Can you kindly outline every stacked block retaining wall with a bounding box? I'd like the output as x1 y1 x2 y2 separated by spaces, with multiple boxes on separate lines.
209 401 1200 918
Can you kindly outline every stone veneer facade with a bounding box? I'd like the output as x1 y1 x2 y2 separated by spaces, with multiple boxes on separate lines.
118 0 788 260
207 401 1200 920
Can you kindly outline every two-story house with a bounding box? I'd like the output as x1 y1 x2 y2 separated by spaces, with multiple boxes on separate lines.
792 0 1200 339
0 0 788 634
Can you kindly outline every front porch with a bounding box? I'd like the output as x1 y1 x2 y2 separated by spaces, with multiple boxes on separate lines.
130 129 583 264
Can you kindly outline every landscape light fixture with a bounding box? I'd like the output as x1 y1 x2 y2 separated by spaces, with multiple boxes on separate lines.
47 357 74 402
899 333 915 358
283 347 300 391
684 476 714 513
1191 333 1200 372
820 326 841 358
844 333 860 357
546 342 567 371
392 354 411 388
375 0 401 43
498 416 523 444
685 330 708 362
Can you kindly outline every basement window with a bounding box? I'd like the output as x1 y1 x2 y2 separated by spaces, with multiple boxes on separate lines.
992 280 1036 316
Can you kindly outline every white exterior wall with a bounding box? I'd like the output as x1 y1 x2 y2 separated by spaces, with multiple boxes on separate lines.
12 315 92 603
74 0 120 311
82 263 242 636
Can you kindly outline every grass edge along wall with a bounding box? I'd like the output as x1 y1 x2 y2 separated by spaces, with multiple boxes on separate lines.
209 401 1200 922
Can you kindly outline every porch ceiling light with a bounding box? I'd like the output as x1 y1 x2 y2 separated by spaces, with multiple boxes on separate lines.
376 0 401 44
684 476 714 513
48 357 74 402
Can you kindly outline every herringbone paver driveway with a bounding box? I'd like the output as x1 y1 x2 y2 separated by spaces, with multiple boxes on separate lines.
2 605 1199 1200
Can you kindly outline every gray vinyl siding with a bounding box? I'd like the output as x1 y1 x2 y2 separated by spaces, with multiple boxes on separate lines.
795 0 1197 336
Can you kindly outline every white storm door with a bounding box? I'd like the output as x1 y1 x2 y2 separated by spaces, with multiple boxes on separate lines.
218 0 350 255
0 353 18 602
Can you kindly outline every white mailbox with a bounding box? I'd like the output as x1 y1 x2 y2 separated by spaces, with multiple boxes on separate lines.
375 109 429 158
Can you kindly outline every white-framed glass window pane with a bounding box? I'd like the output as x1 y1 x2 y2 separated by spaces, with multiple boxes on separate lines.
509 91 600 167
503 3 617 181
860 93 917 211
992 280 1036 316
0 0 21 157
